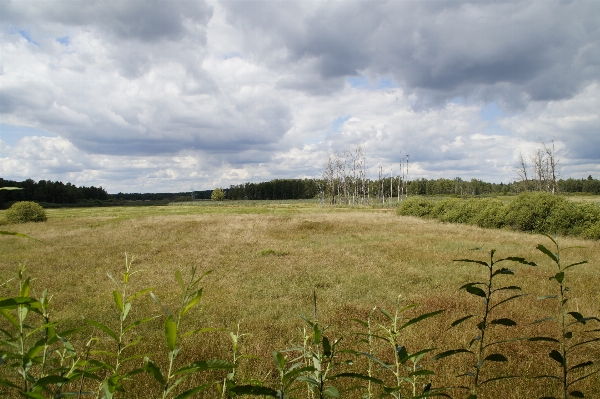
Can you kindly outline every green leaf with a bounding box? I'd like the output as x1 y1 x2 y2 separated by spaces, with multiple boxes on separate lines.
150 292 170 317
228 385 279 397
85 319 118 341
175 269 185 291
173 382 214 399
489 318 517 327
552 272 565 284
549 350 564 366
484 353 508 362
32 375 70 388
464 286 486 298
123 316 159 334
569 391 584 398
570 361 593 372
272 350 285 371
173 359 235 376
378 308 393 321
537 244 559 264
144 358 165 385
492 268 514 277
529 337 560 343
432 349 473 361
568 312 585 323
330 373 384 385
0 378 21 389
113 290 124 312
400 310 445 330
127 287 153 302
480 375 519 385
0 297 39 310
502 256 537 266
563 261 588 271
323 386 339 398
181 289 202 316
165 315 177 351
454 259 488 267
491 294 529 310
450 315 474 328
322 336 331 357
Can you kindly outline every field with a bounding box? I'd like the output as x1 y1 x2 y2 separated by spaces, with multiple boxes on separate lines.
1 201 599 398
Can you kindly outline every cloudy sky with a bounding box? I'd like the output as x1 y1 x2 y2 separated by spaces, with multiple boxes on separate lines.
1 0 599 193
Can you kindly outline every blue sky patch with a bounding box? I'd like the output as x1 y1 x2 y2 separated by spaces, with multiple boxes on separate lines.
332 116 351 132
0 124 54 146
57 36 70 45
17 29 39 45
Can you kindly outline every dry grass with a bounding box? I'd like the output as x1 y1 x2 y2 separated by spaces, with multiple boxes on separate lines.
1 202 599 398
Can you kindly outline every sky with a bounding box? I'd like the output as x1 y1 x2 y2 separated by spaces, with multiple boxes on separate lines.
1 0 599 193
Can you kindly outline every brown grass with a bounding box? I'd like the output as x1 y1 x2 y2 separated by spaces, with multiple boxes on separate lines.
1 203 599 398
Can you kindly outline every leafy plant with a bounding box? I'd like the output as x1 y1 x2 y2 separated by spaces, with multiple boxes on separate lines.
0 266 88 398
348 296 446 398
143 266 234 399
434 249 535 398
211 188 226 202
529 235 600 399
84 254 156 398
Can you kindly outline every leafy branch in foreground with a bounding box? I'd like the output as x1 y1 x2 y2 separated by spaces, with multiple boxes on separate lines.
528 235 600 399
347 296 446 398
434 249 535 398
144 266 233 399
84 253 157 398
0 266 87 398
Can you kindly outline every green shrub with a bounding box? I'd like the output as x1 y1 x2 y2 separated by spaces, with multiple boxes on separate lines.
503 192 567 233
584 221 600 239
546 200 600 236
4 201 47 223
471 199 507 228
429 198 461 220
211 187 226 201
397 197 434 217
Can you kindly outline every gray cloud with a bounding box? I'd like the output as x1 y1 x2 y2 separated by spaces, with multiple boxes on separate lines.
224 0 600 108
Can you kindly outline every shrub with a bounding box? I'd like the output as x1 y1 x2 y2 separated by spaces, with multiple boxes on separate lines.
397 197 434 217
583 221 600 239
429 198 461 220
211 187 226 201
546 200 600 236
503 192 567 233
471 199 507 228
4 201 47 223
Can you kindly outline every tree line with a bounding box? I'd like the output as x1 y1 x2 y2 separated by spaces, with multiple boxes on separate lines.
0 178 108 207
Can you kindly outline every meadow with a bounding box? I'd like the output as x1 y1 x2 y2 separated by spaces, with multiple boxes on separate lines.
1 200 599 398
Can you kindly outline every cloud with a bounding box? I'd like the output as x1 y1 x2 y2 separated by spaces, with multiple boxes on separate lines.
0 0 599 191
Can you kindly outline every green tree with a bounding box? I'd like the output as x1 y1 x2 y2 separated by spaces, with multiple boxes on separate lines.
211 188 226 201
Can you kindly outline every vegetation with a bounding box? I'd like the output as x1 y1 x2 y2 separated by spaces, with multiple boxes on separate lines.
4 201 48 224
211 188 226 201
0 178 108 207
398 193 600 240
1 203 599 398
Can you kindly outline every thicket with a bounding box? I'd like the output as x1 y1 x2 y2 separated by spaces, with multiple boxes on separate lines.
1 235 599 398
398 193 600 240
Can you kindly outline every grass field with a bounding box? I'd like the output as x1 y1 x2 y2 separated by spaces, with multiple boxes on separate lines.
1 201 599 398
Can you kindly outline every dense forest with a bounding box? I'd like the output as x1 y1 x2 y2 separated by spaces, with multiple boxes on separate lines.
0 178 108 207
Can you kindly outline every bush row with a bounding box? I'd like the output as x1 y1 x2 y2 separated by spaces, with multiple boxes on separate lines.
397 192 600 239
